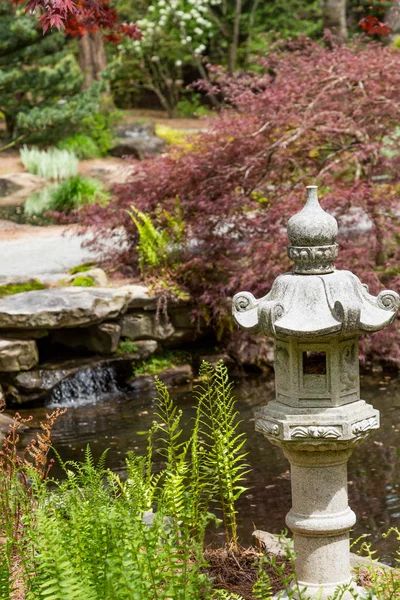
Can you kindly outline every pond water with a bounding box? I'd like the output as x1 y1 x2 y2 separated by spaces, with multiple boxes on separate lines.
8 370 400 565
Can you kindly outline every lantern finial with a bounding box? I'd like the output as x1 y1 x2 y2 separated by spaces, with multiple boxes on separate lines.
287 186 338 274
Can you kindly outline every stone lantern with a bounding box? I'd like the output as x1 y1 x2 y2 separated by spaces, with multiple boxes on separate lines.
232 186 399 599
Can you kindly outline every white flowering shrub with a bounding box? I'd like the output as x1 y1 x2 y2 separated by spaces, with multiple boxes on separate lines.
116 0 222 115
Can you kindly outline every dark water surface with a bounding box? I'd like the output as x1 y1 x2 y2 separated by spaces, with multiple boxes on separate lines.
9 371 400 564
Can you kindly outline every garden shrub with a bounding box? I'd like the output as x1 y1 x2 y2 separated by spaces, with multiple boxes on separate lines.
20 146 78 180
82 37 400 366
57 135 102 159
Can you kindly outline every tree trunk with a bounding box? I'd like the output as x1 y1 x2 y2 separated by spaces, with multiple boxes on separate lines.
385 0 400 37
228 0 242 74
78 30 107 89
320 0 348 38
4 113 16 139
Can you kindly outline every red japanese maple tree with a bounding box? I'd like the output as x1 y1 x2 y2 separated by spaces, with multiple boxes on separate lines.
77 36 400 366
18 0 140 40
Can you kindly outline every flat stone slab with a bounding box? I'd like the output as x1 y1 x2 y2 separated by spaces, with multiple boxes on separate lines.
0 288 131 330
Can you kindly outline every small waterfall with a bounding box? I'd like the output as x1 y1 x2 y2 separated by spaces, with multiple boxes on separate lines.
46 366 122 408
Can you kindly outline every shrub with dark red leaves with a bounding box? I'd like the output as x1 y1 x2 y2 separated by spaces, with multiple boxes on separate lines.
82 37 400 365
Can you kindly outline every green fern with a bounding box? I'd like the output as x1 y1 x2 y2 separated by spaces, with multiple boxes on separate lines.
197 361 249 552
128 206 171 273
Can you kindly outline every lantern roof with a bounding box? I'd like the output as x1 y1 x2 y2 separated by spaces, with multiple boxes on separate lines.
233 186 399 338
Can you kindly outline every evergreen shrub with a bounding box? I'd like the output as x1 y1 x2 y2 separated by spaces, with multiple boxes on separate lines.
57 135 102 159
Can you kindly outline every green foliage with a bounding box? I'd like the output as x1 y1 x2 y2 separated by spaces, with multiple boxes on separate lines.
20 146 78 180
57 135 102 159
0 3 102 145
134 350 189 376
25 176 110 216
117 339 139 355
79 112 119 156
352 531 400 598
175 94 210 119
71 276 95 288
154 124 191 147
128 199 185 275
0 280 46 297
69 262 97 275
0 362 249 600
128 206 171 273
195 362 249 552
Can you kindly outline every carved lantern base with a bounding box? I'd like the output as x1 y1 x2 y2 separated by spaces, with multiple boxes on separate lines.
257 405 378 600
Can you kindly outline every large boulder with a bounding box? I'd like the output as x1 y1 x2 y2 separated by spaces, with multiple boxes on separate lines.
0 339 38 372
53 322 121 354
111 122 166 159
0 173 46 206
120 284 158 310
0 288 131 330
121 311 175 342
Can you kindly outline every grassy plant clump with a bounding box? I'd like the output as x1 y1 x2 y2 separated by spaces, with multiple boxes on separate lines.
116 339 139 355
20 146 79 180
69 262 97 275
71 275 95 287
24 176 110 216
0 280 46 297
134 350 189 376
57 135 102 159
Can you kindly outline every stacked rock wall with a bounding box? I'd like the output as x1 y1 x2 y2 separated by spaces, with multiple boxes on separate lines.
0 285 210 404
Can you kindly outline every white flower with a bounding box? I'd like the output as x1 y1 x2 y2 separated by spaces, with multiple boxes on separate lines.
151 55 160 62
194 27 203 36
175 60 183 67
185 35 192 42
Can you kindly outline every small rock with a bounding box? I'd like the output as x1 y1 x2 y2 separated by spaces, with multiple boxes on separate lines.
0 339 38 372
130 364 193 391
66 268 108 287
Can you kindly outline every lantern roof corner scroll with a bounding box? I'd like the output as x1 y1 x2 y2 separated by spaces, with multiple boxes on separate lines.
232 186 399 338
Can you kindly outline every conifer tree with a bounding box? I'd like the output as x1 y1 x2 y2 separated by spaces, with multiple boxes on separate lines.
0 1 102 145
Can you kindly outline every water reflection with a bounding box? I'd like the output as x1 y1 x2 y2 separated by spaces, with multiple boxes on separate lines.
9 371 400 564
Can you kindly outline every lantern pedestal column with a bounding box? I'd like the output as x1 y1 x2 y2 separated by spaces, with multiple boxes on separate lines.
256 399 379 600
278 442 365 600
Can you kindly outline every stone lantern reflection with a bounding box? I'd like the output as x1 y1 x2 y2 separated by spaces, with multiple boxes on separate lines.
232 186 399 599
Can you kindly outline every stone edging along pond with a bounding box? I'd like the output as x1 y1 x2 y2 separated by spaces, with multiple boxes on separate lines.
0 283 221 405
